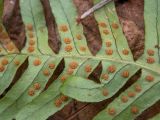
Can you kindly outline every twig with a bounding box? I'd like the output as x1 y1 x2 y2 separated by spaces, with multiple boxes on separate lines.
80 0 112 19
66 103 90 120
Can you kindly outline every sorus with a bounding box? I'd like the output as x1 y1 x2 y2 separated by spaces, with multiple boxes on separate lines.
121 71 129 78
101 74 109 80
33 59 41 66
107 65 116 73
105 49 113 55
69 61 78 69
145 75 154 82
102 88 109 96
121 95 128 103
131 106 139 114
43 69 50 76
99 22 107 28
65 45 73 52
85 65 92 73
106 41 112 47
127 91 136 98
107 107 116 116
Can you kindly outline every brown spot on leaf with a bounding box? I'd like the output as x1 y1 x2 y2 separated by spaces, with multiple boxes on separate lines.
85 65 92 73
80 46 86 52
6 43 14 51
1 58 8 65
146 57 155 64
34 83 41 90
54 98 62 107
99 22 107 28
26 24 33 31
147 49 155 56
43 69 50 76
145 75 154 82
121 95 128 103
102 88 109 96
134 84 142 92
29 39 35 46
112 23 119 29
49 63 55 69
131 106 139 114
122 49 129 55
107 107 116 116
59 25 68 32
28 88 35 96
69 61 78 69
76 34 82 40
60 95 68 102
60 75 67 83
65 45 73 52
107 65 116 73
33 59 41 66
103 29 109 35
64 38 71 44
105 49 113 55
128 91 136 98
121 71 130 78
106 41 112 47
14 60 20 66
27 46 35 53
28 32 34 38
101 74 109 80
67 68 74 75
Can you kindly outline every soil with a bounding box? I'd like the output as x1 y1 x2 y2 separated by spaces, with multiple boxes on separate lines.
1 0 160 120
41 0 61 54
3 0 25 50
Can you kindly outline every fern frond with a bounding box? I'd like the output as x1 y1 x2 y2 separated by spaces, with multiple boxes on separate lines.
0 0 159 120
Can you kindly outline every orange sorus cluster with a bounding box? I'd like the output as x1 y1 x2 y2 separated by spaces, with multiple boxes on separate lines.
59 25 74 53
76 34 87 52
99 21 130 57
67 61 78 75
106 86 141 116
105 73 156 117
54 95 69 108
0 24 17 53
59 24 88 53
60 61 79 82
146 49 155 64
0 57 21 72
28 60 57 96
28 82 41 96
26 24 36 53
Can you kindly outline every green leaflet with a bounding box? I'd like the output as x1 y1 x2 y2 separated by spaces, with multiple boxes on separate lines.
0 0 159 120
61 64 139 102
20 0 51 54
0 55 27 95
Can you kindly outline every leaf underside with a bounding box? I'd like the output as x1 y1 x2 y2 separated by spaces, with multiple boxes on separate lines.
0 0 159 120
